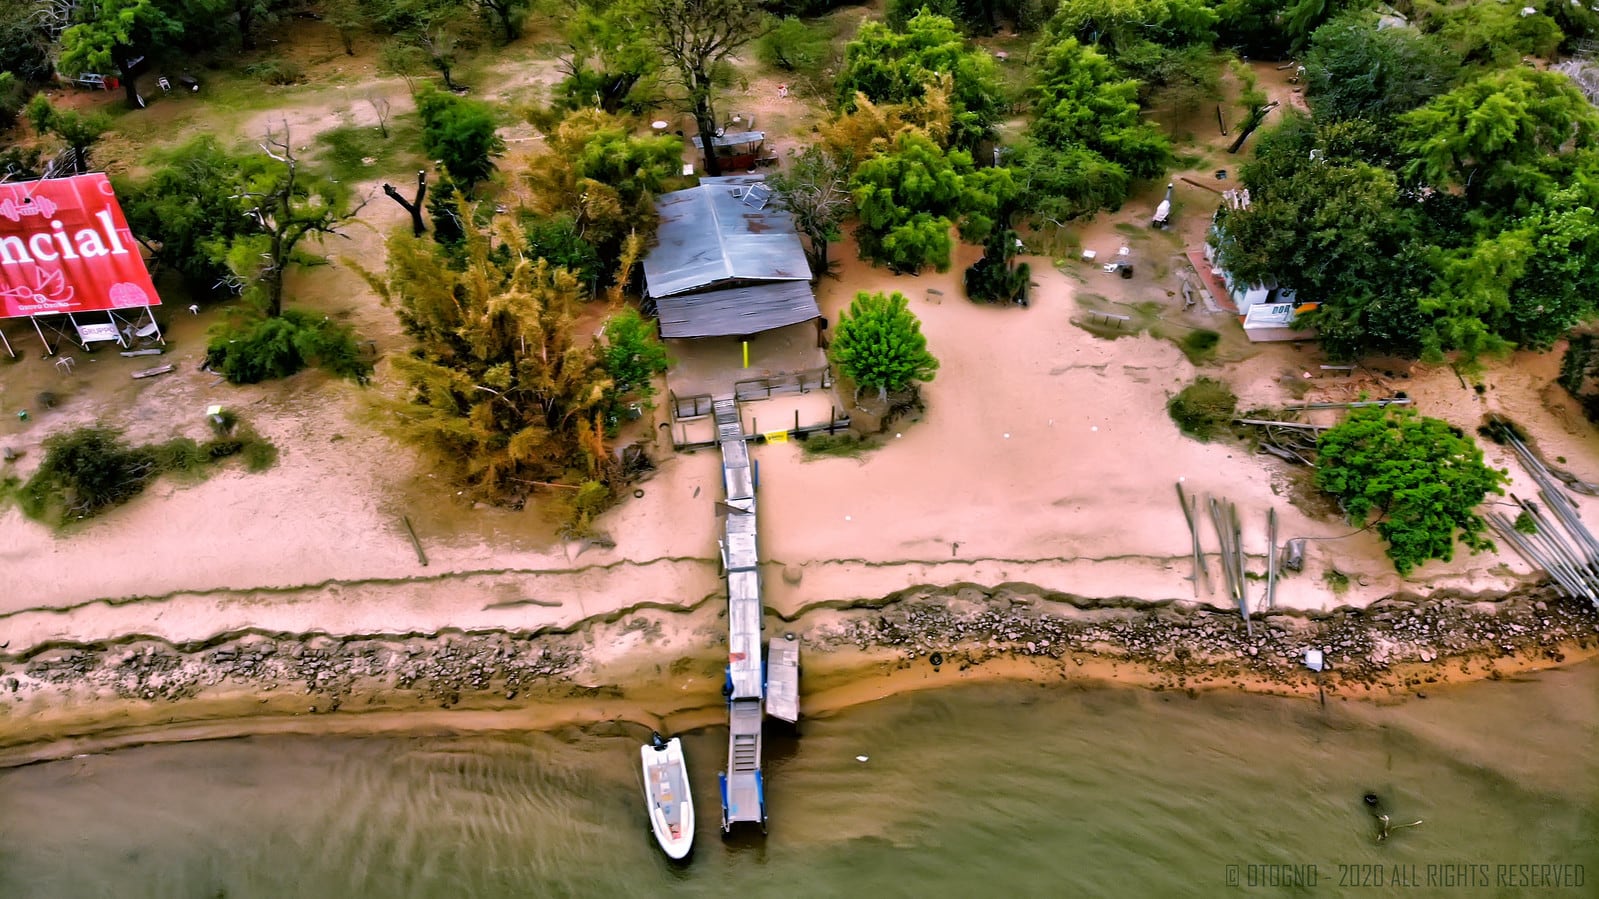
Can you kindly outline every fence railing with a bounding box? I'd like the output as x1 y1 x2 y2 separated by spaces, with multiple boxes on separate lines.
670 391 715 421
733 366 832 402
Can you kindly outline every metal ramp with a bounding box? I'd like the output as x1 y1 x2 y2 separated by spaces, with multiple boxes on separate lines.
719 698 766 831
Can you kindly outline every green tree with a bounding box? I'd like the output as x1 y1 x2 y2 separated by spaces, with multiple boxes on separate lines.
1214 115 1428 358
116 136 259 292
417 85 506 187
757 16 832 78
474 0 529 42
360 221 618 498
59 0 187 108
849 131 1017 273
550 0 658 114
643 0 769 177
230 129 367 318
1314 407 1506 575
836 11 1007 151
598 307 669 401
1426 0 1563 69
24 96 111 173
0 1 53 84
1029 37 1170 180
1399 67 1599 212
769 144 851 275
1304 14 1459 123
526 215 604 289
524 109 683 255
829 290 940 400
1044 0 1218 56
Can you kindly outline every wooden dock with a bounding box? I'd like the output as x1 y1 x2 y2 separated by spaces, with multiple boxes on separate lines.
711 396 800 834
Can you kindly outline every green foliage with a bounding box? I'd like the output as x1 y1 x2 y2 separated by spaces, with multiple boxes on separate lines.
562 479 616 537
1280 0 1367 51
850 131 1017 273
1423 0 1563 69
886 0 960 31
24 96 111 171
1014 36 1169 226
1315 407 1506 575
1045 0 1219 55
553 0 658 114
116 136 259 292
1167 377 1237 441
525 215 603 288
1213 0 1294 57
15 424 277 526
1304 14 1459 123
314 119 425 183
416 85 506 187
1513 510 1538 536
598 307 670 400
1399 67 1599 212
1179 328 1220 362
800 432 876 458
758 16 834 77
243 59 306 85
205 310 373 385
524 109 684 255
1029 37 1171 180
829 290 940 399
0 2 53 84
0 72 30 130
836 11 1008 150
360 219 619 499
964 227 1031 304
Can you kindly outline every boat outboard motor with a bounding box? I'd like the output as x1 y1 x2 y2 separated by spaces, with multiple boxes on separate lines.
651 732 668 752
1152 183 1174 229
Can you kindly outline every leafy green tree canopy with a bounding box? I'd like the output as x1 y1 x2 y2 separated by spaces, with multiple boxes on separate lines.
417 86 506 187
1400 67 1599 212
361 223 618 497
836 11 1007 150
829 290 940 399
849 131 1017 273
1029 36 1170 180
1314 407 1506 575
1304 14 1459 123
1044 0 1218 55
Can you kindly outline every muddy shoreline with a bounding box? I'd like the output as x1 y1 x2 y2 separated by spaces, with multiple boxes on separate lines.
2 582 1595 766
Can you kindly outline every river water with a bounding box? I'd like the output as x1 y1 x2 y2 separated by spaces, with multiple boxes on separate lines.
1 663 1594 898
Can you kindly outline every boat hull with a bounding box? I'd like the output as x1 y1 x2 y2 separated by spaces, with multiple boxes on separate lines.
641 737 695 859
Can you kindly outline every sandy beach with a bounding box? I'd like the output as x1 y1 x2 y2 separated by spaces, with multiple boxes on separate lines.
5 39 1599 758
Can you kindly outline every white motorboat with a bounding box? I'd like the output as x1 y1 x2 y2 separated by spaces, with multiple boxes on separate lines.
642 732 695 859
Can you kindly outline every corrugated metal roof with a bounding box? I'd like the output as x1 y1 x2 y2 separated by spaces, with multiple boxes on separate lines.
657 281 820 339
642 175 812 298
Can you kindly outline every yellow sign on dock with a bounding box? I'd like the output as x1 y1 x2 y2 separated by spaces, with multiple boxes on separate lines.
765 430 789 444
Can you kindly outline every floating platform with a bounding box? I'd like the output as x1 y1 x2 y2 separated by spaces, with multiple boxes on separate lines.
765 636 800 724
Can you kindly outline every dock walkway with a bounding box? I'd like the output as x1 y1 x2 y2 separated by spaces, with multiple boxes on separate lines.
711 396 799 834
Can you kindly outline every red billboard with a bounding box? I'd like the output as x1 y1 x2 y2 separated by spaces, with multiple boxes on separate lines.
0 173 161 320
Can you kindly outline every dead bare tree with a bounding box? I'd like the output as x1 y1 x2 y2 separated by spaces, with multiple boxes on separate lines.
367 93 392 138
236 124 370 317
383 170 429 237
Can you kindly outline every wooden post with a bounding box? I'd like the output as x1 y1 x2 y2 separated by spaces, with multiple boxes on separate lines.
402 516 428 566
794 409 800 432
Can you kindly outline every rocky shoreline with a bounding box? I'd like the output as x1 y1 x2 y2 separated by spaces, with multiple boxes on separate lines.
1 582 1595 761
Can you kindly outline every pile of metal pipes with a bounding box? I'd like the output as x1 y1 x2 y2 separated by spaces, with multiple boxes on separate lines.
1487 433 1599 610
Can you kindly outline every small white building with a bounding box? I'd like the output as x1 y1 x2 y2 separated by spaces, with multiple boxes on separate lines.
1201 241 1313 331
